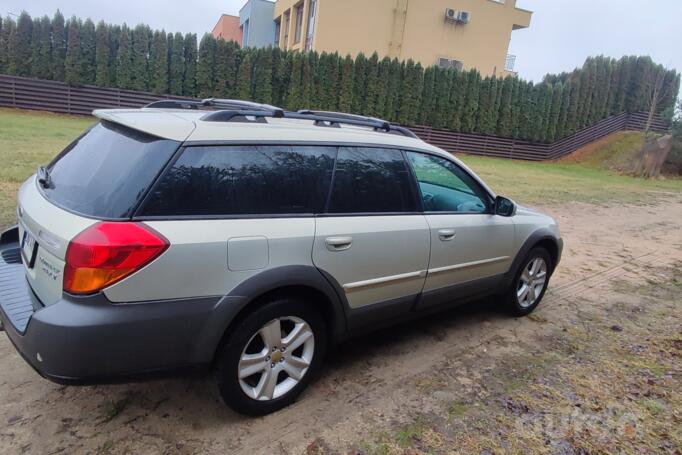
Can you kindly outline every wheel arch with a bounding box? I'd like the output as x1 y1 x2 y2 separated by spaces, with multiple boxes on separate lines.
504 229 562 288
207 265 348 365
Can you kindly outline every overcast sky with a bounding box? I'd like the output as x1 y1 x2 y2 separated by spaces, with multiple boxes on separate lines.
5 0 681 83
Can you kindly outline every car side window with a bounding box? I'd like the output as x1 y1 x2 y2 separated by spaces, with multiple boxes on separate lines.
405 152 490 214
139 145 336 216
327 147 418 214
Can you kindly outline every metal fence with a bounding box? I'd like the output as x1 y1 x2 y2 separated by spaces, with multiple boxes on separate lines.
0 74 669 161
410 111 667 161
0 74 193 115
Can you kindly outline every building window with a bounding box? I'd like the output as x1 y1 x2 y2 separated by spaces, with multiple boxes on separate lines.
274 19 281 47
437 58 463 71
283 11 291 48
294 2 304 44
305 0 317 51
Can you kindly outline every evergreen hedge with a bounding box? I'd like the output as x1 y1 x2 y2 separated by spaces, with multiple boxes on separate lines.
0 11 679 142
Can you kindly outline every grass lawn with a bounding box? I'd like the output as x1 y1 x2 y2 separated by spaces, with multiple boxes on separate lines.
0 107 680 227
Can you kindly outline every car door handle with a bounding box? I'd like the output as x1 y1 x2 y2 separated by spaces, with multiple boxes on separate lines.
325 236 353 251
437 229 456 241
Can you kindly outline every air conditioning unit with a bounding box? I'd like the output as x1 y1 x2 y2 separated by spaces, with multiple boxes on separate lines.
445 8 457 21
457 11 471 24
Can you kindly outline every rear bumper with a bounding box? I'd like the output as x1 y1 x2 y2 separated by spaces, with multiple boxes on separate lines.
0 226 235 384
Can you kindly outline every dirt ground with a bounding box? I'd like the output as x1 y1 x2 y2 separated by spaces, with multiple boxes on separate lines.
1 197 681 455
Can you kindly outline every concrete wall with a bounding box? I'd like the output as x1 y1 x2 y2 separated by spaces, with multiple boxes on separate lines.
240 0 277 48
273 0 532 76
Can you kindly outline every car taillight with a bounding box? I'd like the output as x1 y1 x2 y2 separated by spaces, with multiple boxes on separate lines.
64 222 169 295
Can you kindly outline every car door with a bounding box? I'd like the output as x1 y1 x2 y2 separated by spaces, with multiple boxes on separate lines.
404 151 515 310
313 147 430 326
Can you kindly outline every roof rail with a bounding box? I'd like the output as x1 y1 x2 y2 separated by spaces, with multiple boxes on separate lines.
202 109 403 133
143 99 419 138
297 110 419 138
144 98 284 112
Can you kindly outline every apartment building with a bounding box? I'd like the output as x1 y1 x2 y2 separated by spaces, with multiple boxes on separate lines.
272 0 532 76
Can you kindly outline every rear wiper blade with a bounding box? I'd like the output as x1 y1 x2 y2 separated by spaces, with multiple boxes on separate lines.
37 166 53 189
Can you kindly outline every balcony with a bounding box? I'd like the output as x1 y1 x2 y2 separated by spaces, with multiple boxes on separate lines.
505 54 517 72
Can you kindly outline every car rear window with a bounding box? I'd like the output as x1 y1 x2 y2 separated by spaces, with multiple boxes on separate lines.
139 145 336 217
41 121 180 219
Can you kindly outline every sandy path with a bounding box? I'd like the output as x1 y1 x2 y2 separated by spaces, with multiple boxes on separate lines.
1 196 681 455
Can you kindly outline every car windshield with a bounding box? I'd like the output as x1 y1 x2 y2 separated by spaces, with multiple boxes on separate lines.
41 121 179 219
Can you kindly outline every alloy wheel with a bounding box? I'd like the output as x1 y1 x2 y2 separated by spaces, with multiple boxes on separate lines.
517 257 547 308
238 316 315 401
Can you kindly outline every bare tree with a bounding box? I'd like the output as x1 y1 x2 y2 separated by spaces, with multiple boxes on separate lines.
643 67 669 136
634 68 676 178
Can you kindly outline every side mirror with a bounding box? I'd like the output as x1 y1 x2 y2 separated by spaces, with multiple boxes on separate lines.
494 196 516 217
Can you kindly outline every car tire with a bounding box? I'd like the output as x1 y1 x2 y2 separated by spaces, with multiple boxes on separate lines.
215 297 327 416
505 247 552 316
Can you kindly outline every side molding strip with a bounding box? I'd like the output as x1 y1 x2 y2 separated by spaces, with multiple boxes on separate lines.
428 256 510 276
343 270 427 292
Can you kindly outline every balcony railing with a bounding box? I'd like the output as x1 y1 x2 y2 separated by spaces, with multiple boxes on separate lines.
505 54 517 72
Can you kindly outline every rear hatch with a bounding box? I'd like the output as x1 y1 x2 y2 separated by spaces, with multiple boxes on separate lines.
17 119 182 306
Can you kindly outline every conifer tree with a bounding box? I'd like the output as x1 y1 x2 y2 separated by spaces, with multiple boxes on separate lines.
373 56 391 118
51 11 66 80
546 82 563 142
398 60 423 125
6 18 19 76
606 59 620 115
115 25 133 89
565 78 581 136
338 55 354 113
433 68 452 129
214 39 237 98
149 30 168 94
382 59 402 121
420 66 436 125
536 84 553 142
364 52 380 117
460 70 480 133
79 18 96 84
273 49 292 107
15 11 33 76
448 70 465 131
496 76 514 137
510 78 523 138
196 33 216 97
556 80 571 139
130 24 150 91
168 32 185 95
351 53 367 114
236 50 254 101
64 17 81 84
94 21 111 86
253 48 274 104
30 16 52 79
0 16 6 73
183 33 197 96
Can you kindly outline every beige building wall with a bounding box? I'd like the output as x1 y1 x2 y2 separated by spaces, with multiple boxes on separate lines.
273 0 531 77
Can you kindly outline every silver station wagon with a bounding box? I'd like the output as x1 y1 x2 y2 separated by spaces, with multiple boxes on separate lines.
0 100 562 415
